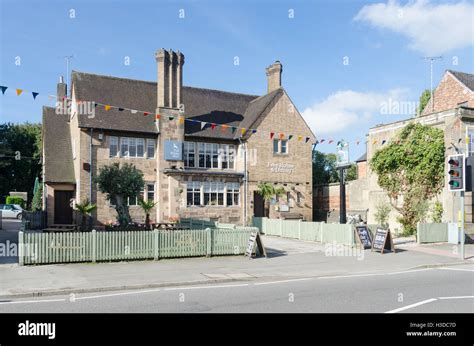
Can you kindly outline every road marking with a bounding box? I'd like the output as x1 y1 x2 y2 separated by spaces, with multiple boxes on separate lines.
75 288 163 300
0 298 65 305
438 267 474 272
385 298 437 313
164 283 249 291
318 268 432 280
438 296 474 300
254 278 313 286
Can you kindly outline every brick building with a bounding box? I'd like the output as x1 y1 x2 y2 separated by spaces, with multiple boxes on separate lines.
42 49 315 227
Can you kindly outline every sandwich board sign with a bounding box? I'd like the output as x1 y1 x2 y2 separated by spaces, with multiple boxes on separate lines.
355 226 372 249
371 228 395 254
245 231 267 258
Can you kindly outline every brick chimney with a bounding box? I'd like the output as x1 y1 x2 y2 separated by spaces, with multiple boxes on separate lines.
266 61 282 93
57 75 67 99
155 49 185 109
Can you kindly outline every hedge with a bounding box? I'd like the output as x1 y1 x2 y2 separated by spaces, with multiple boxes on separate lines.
6 196 26 208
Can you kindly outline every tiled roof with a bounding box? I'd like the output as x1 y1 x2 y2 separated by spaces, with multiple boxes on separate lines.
72 71 263 139
449 70 474 91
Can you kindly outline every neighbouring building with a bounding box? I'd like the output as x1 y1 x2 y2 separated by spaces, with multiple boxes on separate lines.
347 70 474 233
42 49 315 227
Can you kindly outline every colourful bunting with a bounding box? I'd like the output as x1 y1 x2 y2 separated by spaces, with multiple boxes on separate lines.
32 92 39 100
241 128 247 136
104 105 111 111
288 135 293 140
270 132 275 139
221 125 229 132
169 116 174 121
252 129 257 134
297 136 302 141
372 139 377 144
328 140 333 144
201 122 207 130
231 127 237 134
381 140 386 145
356 140 360 145
131 109 138 114
155 114 161 119
178 116 185 124
16 89 23 96
305 137 310 143
279 133 284 140
0 86 7 94
320 139 325 143
118 108 124 111
143 112 149 116
211 123 216 130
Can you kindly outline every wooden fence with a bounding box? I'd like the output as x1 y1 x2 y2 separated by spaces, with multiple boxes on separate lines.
19 227 257 265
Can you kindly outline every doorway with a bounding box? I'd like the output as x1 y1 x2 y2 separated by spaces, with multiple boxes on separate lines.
54 190 74 224
253 191 266 217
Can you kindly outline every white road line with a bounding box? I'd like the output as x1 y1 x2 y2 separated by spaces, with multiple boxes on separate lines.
163 283 249 291
438 267 474 272
75 288 163 300
438 296 474 300
254 278 313 286
318 268 432 280
0 298 65 305
385 298 438 313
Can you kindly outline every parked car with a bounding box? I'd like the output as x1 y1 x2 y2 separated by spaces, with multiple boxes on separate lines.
0 204 23 219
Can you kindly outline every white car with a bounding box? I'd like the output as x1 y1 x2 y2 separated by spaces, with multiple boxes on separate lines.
0 204 23 219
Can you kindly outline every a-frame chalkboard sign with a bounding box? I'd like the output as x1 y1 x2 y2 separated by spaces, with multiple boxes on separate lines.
371 228 395 254
355 226 372 249
245 231 267 258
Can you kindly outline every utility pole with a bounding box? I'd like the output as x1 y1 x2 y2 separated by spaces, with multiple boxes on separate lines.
421 56 442 112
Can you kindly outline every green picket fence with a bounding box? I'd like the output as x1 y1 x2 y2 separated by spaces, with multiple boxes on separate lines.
19 227 256 265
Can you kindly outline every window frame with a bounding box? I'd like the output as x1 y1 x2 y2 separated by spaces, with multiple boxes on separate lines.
109 136 119 158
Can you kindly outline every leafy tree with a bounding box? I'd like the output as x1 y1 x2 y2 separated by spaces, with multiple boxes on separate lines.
0 123 42 204
74 199 97 231
431 201 444 223
313 150 357 186
256 182 285 217
95 163 144 226
138 199 158 229
417 89 431 116
370 123 444 235
374 202 391 228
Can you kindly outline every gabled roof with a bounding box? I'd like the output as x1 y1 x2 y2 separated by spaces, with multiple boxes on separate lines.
355 152 367 163
448 70 474 91
72 71 262 139
42 106 75 183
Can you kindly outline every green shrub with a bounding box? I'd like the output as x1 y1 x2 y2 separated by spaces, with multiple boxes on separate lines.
6 196 26 208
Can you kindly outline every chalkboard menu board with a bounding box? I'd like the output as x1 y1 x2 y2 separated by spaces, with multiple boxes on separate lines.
245 232 267 258
355 226 372 249
371 228 395 254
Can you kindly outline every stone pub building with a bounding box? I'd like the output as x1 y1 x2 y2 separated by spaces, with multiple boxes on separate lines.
42 49 315 227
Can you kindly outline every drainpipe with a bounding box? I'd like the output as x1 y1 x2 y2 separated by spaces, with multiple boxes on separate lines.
90 128 93 201
238 138 248 226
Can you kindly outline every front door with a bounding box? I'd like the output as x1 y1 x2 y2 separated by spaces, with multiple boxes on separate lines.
253 191 266 217
54 190 74 224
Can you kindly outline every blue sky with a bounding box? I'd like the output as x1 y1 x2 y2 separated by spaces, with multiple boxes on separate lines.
1 0 473 161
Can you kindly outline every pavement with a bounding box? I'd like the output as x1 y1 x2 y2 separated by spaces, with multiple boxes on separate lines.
1 230 473 299
0 264 472 313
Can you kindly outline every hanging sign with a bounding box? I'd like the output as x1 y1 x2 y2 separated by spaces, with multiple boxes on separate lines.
164 140 183 161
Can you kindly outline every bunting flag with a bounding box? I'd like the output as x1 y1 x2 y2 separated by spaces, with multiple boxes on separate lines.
381 140 386 145
32 92 39 100
279 133 284 140
328 139 334 144
201 122 207 130
211 123 216 130
155 114 160 119
231 126 237 134
241 128 247 136
0 86 7 94
118 108 124 111
16 89 23 96
94 103 98 108
104 105 111 111
178 116 185 124
252 129 257 134
305 137 310 143
143 112 149 116
168 116 174 121
221 124 228 132
297 135 302 141
320 139 325 144
288 135 293 141
270 132 275 139
131 109 138 114
356 140 360 145
466 137 470 144
372 139 377 144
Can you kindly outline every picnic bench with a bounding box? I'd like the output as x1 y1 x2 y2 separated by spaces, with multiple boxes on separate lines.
42 224 77 233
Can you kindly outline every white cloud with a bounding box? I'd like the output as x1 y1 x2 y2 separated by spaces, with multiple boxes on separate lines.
354 0 474 55
302 89 409 135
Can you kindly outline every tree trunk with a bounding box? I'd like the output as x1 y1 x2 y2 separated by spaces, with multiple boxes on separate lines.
114 195 131 226
145 213 150 230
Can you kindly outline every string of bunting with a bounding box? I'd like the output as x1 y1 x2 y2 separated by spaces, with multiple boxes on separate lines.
0 83 394 147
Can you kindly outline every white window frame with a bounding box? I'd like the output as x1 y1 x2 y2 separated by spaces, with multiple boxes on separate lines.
147 139 155 159
184 142 196 168
273 139 289 155
109 136 118 158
